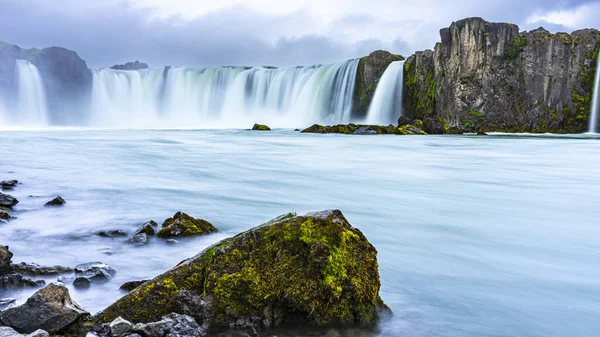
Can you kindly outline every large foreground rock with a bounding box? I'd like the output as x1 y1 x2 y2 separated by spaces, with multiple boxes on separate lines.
0 283 89 334
97 210 388 333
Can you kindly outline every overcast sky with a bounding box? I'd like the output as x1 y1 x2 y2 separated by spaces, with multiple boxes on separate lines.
0 0 598 68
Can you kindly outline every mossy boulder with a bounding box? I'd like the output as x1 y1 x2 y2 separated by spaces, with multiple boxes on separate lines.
157 212 218 239
251 124 271 131
96 210 388 333
302 123 425 135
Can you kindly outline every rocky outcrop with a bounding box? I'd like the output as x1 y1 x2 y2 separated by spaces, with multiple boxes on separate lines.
156 212 218 239
95 210 388 334
0 41 92 125
110 61 149 71
402 17 600 133
0 283 89 334
352 51 404 118
301 123 425 135
251 123 271 131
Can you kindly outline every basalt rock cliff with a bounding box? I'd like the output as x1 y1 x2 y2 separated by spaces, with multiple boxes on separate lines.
401 17 600 133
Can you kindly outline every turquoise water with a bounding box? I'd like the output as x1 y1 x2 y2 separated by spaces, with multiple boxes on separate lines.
1 129 599 337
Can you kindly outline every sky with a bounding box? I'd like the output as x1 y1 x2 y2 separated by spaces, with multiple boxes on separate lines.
0 0 598 68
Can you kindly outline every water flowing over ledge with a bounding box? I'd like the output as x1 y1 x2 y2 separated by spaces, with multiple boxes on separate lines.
366 60 405 125
589 55 600 133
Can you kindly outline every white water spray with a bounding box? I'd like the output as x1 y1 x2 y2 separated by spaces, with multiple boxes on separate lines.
365 61 406 125
589 56 600 133
90 60 362 128
16 60 48 126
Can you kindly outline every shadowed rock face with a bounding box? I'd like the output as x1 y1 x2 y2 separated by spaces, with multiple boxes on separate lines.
96 210 388 334
352 50 405 119
402 17 600 133
110 61 149 70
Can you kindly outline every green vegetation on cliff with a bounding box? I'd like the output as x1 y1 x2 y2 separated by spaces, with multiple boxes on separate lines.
404 59 436 121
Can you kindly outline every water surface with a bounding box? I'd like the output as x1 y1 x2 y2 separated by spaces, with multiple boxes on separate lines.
0 129 599 337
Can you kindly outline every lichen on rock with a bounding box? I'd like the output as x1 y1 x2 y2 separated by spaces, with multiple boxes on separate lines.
157 212 218 238
96 210 389 333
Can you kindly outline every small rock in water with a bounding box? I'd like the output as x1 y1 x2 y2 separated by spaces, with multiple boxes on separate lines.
12 262 73 276
251 123 270 131
74 261 116 280
98 230 128 238
0 297 16 310
44 196 66 206
126 233 149 245
353 126 377 135
134 220 159 236
166 239 178 245
0 192 18 208
0 211 11 220
119 280 149 292
26 329 50 337
110 317 134 337
0 180 18 190
73 277 91 288
0 283 89 334
157 211 218 238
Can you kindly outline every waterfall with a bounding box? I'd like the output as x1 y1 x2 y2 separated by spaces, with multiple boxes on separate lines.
365 61 405 125
89 59 361 128
589 56 600 133
15 60 48 126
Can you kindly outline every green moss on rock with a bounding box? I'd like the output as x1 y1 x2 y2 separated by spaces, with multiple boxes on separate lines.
251 124 271 131
156 212 218 238
97 210 388 331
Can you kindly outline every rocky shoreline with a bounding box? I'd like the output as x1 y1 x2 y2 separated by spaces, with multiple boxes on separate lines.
0 179 389 337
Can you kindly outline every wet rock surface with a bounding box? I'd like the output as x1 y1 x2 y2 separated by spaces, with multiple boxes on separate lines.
12 262 73 276
0 283 89 334
0 180 18 190
74 261 116 280
157 212 218 239
98 230 128 238
134 221 159 236
0 193 18 208
44 196 65 206
126 233 149 246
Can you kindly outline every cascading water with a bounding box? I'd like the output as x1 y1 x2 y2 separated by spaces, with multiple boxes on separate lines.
365 61 405 125
90 60 361 128
589 56 600 133
15 60 48 126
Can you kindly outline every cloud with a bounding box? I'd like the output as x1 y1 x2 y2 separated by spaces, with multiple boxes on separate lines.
525 1 600 30
0 0 597 69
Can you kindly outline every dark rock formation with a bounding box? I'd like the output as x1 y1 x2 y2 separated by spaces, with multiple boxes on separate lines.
0 211 9 220
1 180 18 190
95 210 388 334
0 283 89 334
74 261 116 280
0 245 13 274
134 220 159 236
0 274 45 289
44 196 65 206
352 50 404 118
73 277 91 288
251 123 271 131
98 230 128 238
0 192 18 208
0 41 92 125
301 123 425 135
110 61 149 71
423 117 448 135
126 233 149 246
12 262 73 276
120 280 149 292
402 17 600 133
156 212 218 239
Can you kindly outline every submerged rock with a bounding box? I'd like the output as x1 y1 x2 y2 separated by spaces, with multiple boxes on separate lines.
97 210 388 333
12 262 73 276
157 212 218 239
98 230 128 238
120 280 149 292
0 283 89 334
0 192 18 208
126 233 149 246
44 196 65 206
73 277 91 288
251 123 271 131
134 220 159 236
74 261 116 280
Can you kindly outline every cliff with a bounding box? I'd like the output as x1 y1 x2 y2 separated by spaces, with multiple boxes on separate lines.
402 17 600 133
352 50 404 119
0 41 92 124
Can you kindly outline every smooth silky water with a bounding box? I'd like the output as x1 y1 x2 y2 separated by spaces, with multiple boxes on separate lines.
0 129 599 337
